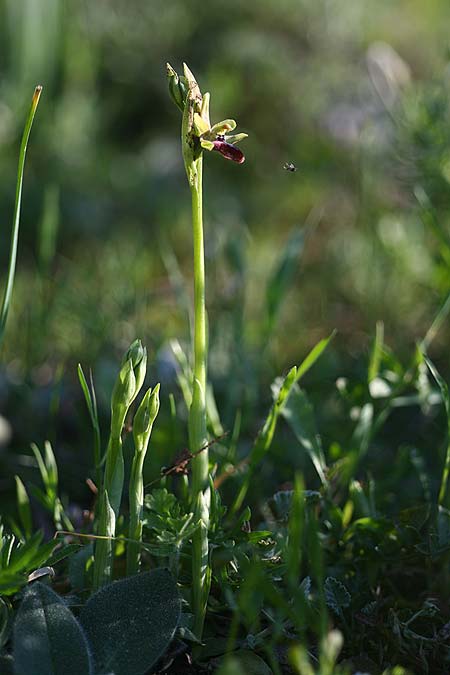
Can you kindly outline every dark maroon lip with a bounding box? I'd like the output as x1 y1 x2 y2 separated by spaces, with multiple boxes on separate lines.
212 140 245 164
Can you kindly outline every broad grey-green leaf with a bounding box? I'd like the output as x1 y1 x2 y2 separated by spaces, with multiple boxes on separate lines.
13 582 93 675
324 577 351 617
79 568 181 675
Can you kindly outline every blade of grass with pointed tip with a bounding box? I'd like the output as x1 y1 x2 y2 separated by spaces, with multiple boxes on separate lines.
231 332 335 514
295 330 336 384
414 185 450 263
78 364 102 488
0 85 42 349
14 476 32 539
424 355 450 506
368 321 384 383
421 290 450 353
30 442 48 487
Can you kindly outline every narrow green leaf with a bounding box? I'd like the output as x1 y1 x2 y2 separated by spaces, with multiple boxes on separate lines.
43 441 58 493
78 364 102 487
45 544 83 568
30 443 49 489
232 334 333 514
15 476 32 538
351 403 374 459
77 363 95 421
421 290 450 352
13 582 93 675
0 86 42 348
0 572 26 595
7 531 43 574
295 331 336 384
424 355 450 506
368 320 384 383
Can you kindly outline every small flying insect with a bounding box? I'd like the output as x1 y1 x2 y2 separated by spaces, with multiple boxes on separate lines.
283 161 298 172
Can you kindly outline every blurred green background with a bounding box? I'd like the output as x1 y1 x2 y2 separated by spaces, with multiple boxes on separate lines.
2 0 450 510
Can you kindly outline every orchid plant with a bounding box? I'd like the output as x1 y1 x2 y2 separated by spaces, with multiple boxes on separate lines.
167 62 247 638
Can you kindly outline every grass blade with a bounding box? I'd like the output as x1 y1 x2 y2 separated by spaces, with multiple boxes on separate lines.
14 476 32 539
295 330 336 384
78 364 102 488
231 332 335 514
368 320 384 383
424 354 450 506
0 85 42 348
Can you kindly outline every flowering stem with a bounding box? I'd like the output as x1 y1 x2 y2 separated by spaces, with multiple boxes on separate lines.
190 155 208 493
167 60 247 641
188 154 210 639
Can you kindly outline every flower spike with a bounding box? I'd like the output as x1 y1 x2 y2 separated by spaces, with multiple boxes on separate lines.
167 62 248 169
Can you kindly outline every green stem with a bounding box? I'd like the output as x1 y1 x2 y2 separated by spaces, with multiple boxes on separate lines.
190 155 208 491
93 433 124 587
127 451 145 576
189 157 208 492
104 434 125 518
188 155 209 639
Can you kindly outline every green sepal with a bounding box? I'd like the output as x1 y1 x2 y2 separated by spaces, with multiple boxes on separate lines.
201 92 211 126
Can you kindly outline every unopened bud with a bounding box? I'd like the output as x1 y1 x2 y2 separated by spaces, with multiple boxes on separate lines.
133 384 160 452
166 63 187 112
123 338 144 368
112 358 136 414
120 339 147 406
